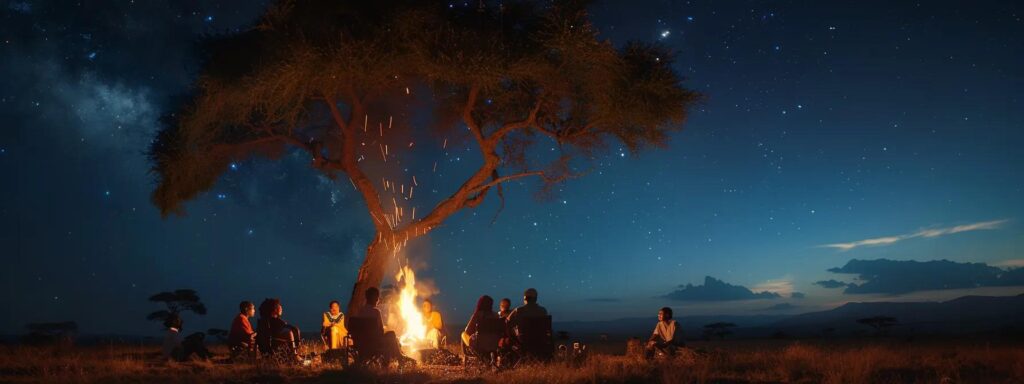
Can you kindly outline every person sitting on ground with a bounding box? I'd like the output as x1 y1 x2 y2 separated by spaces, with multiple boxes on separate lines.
351 287 404 363
505 288 548 338
422 298 445 348
161 314 211 362
461 295 498 350
228 301 256 354
321 300 348 351
645 307 681 359
256 298 302 359
497 298 512 319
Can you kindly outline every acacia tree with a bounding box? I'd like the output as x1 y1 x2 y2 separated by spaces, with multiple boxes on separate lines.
146 289 207 322
150 0 698 313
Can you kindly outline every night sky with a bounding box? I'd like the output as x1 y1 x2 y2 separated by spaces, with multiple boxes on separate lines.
2 1 1022 336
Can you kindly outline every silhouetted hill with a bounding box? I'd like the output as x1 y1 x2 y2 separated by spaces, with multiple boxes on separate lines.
772 294 1024 336
552 294 1024 340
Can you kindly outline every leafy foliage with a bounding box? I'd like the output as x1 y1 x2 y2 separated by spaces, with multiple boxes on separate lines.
147 289 207 322
150 0 698 217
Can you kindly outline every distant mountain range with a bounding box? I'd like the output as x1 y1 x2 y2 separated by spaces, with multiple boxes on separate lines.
554 293 1024 339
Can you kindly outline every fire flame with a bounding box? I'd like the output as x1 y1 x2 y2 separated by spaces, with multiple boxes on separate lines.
392 265 432 356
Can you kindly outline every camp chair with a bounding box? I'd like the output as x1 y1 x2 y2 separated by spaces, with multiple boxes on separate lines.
512 315 553 365
462 317 505 369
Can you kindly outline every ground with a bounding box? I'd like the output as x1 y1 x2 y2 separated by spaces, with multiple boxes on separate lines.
1 339 1022 383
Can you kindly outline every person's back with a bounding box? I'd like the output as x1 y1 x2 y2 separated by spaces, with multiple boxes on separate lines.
506 288 548 331
351 305 385 338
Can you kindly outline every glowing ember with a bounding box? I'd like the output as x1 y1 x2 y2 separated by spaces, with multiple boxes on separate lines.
392 265 433 356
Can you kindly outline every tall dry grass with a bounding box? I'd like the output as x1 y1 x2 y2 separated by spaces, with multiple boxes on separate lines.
1 340 1021 383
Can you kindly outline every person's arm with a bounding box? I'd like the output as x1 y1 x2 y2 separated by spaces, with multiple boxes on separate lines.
649 323 660 342
322 312 332 328
243 317 255 337
464 311 479 335
664 322 676 343
505 308 518 328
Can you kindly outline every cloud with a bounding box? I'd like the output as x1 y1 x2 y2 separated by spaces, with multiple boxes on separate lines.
821 219 1009 251
663 276 781 301
814 279 849 289
790 292 806 299
826 259 1024 295
751 278 794 296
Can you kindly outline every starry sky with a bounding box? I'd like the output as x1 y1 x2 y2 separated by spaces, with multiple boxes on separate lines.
2 0 1022 336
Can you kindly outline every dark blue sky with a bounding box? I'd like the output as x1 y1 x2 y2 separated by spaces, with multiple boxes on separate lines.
2 0 1022 336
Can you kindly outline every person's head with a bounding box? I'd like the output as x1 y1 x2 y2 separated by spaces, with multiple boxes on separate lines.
239 301 255 317
422 298 433 314
499 298 511 311
329 300 341 314
476 295 494 312
658 307 673 322
259 298 282 318
365 287 380 306
163 313 182 330
523 288 538 304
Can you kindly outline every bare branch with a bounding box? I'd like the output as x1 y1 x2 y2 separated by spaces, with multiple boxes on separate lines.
323 95 391 233
488 97 543 144
469 171 545 194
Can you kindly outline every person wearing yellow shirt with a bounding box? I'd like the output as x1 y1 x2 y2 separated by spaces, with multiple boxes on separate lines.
321 300 348 350
422 299 445 348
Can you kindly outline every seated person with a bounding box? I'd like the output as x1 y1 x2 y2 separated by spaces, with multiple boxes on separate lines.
505 288 548 340
350 287 404 362
645 307 681 358
322 300 348 350
461 295 497 350
497 298 512 319
228 301 256 353
161 314 211 362
256 298 302 359
421 299 445 348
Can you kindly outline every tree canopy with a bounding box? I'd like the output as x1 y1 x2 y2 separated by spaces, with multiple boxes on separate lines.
150 0 698 218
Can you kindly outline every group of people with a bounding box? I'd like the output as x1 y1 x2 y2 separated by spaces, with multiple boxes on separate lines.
160 286 682 363
460 288 549 356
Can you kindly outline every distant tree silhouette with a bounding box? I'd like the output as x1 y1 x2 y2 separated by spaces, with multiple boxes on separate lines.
703 322 736 340
147 289 207 322
149 0 699 314
207 328 229 341
22 321 78 345
557 330 570 341
856 316 898 335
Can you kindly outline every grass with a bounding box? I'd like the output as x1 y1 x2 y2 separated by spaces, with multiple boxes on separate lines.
1 339 1021 383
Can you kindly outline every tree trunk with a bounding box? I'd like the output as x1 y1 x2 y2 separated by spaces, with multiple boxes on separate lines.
347 234 392 316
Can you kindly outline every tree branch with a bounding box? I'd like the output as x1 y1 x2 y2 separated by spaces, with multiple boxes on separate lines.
469 171 545 194
323 95 391 233
487 97 543 144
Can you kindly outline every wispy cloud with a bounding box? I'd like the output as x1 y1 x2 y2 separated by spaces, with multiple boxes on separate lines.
751 278 794 296
822 219 1009 251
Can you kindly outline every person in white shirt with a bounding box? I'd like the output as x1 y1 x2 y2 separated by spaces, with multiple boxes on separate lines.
646 307 681 358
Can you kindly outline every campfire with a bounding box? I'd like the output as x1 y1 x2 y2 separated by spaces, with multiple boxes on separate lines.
390 265 434 359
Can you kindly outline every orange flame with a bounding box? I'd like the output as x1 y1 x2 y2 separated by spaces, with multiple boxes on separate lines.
392 265 432 356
